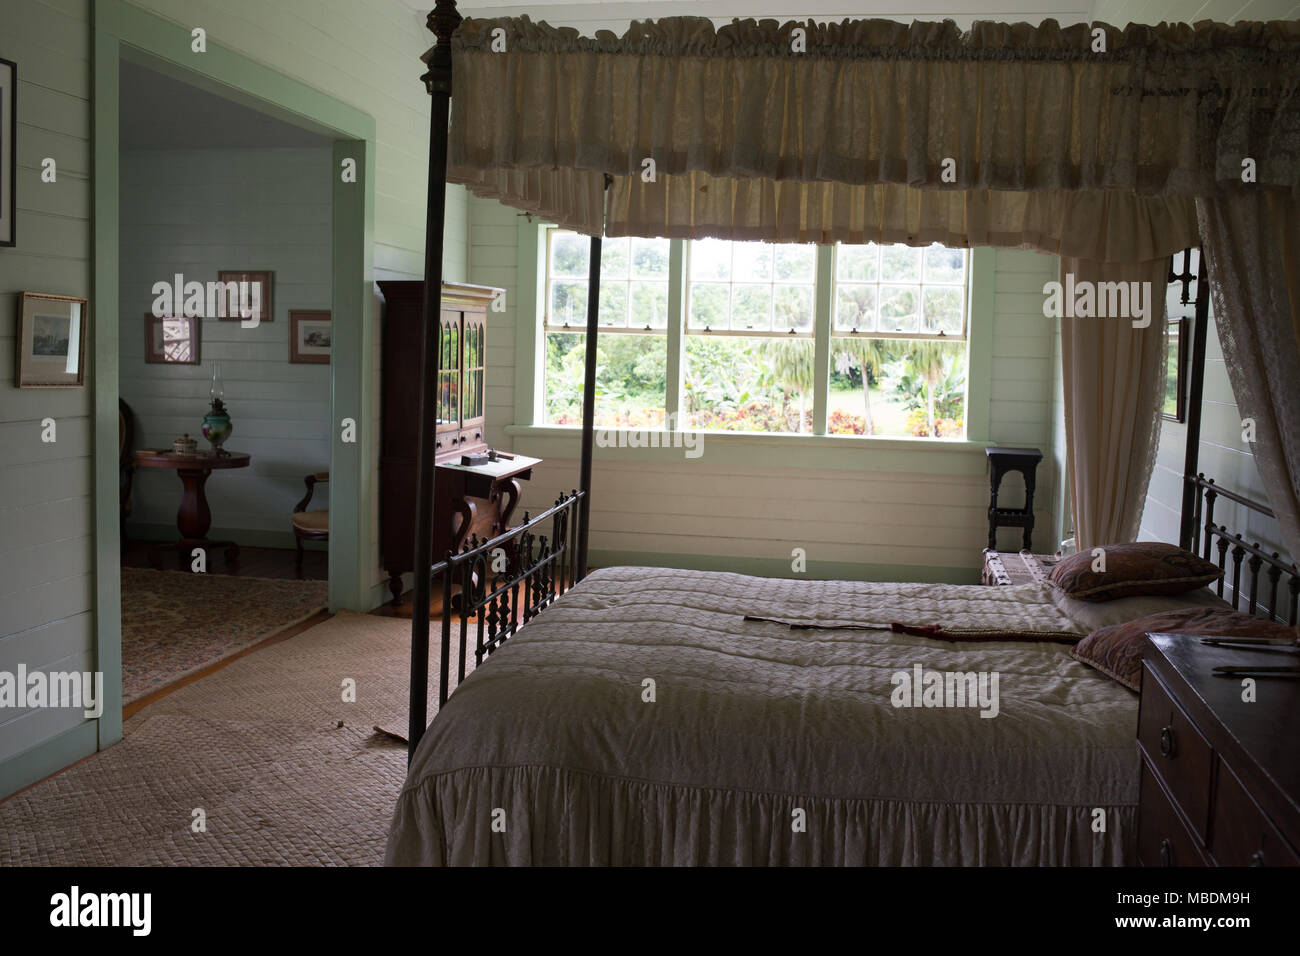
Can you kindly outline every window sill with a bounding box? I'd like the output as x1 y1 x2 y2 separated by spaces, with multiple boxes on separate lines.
506 424 990 451
504 424 997 474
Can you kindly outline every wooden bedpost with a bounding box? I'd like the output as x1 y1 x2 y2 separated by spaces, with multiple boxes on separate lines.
409 0 461 759
1179 251 1211 552
575 233 602 580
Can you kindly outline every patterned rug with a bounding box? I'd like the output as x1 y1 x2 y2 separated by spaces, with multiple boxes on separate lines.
121 569 329 704
1 612 454 866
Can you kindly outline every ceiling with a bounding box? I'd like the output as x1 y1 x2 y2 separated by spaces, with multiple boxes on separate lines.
396 1 1096 30
119 59 334 151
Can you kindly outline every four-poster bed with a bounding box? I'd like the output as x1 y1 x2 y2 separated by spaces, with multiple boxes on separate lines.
394 5 1300 865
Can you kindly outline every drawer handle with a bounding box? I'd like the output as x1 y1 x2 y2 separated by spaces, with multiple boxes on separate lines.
1159 726 1176 758
1159 839 1173 867
1251 851 1265 867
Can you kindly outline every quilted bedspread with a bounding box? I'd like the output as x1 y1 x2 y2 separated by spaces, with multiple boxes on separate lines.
386 567 1148 866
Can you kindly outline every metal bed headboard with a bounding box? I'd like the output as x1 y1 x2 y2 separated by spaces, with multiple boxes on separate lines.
1182 474 1300 626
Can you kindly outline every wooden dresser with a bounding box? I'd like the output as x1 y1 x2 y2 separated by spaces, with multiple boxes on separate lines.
379 280 536 605
1137 633 1300 867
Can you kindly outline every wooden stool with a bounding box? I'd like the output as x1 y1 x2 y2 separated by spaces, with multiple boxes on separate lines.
985 446 1043 552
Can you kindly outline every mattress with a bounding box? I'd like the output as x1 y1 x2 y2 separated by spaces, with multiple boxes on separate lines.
385 566 1226 866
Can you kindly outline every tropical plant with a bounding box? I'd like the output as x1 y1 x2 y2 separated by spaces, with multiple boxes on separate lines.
832 338 895 435
756 338 815 431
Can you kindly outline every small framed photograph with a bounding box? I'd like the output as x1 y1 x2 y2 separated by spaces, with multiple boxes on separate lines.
290 310 331 364
145 313 201 365
1 57 16 247
217 270 274 323
16 292 88 388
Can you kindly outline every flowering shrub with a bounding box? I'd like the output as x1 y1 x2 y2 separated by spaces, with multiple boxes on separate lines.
905 408 965 437
827 409 868 435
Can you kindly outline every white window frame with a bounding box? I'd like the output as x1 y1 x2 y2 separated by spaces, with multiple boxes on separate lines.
520 222 994 443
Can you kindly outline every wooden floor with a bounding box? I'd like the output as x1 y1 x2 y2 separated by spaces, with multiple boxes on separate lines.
121 539 327 580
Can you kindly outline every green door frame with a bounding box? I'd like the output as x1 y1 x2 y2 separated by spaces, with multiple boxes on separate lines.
93 0 377 750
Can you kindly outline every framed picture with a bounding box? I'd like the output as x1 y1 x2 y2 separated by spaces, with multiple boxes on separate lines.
216 270 273 323
145 313 201 365
290 310 331 364
16 292 88 388
1162 316 1189 423
1 57 16 248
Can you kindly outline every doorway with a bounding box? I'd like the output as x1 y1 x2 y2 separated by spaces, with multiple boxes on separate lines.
93 2 376 749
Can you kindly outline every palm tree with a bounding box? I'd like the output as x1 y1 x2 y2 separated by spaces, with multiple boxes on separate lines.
833 338 892 435
903 340 952 436
757 338 815 432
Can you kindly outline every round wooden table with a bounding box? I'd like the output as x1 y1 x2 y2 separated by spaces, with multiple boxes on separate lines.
133 449 251 568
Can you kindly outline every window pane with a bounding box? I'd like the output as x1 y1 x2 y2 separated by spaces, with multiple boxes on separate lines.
837 244 879 281
630 281 669 330
544 331 667 427
600 238 631 278
834 284 877 332
880 245 922 281
549 280 587 327
732 285 772 331
732 242 774 281
774 245 816 282
829 337 965 438
774 285 814 332
922 287 964 334
598 282 628 328
550 232 589 278
631 238 670 279
924 244 965 283
684 336 814 434
688 283 729 330
690 239 732 281
878 285 919 332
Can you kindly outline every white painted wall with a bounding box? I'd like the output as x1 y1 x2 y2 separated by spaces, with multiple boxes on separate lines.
118 147 333 546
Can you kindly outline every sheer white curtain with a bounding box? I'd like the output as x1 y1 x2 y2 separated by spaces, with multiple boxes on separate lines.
1196 191 1300 567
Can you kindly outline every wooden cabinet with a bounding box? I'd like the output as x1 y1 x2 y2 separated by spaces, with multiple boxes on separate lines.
1137 634 1300 867
378 281 503 604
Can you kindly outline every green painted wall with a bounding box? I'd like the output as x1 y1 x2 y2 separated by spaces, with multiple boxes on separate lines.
119 146 334 548
0 0 467 798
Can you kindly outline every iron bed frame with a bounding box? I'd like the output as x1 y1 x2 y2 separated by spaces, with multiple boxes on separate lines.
404 4 1298 756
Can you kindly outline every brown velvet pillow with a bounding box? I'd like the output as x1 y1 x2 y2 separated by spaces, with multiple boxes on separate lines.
1070 607 1297 691
1049 541 1222 601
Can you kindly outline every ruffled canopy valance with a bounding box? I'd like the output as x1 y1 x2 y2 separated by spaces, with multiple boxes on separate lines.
444 15 1300 252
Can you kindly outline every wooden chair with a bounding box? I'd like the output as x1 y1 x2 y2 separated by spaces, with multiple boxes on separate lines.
292 472 329 569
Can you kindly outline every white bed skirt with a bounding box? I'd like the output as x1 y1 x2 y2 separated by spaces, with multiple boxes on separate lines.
387 765 1135 866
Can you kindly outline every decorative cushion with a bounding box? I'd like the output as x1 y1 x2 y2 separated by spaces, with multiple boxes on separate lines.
1049 541 1222 602
292 509 330 532
1070 607 1298 691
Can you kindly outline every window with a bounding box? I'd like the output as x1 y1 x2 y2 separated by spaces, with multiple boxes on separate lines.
543 230 670 427
829 244 969 438
685 239 817 433
538 228 972 439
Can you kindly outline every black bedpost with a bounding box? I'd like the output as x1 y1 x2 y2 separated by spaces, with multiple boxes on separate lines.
575 233 602 580
1179 250 1211 552
408 0 461 760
